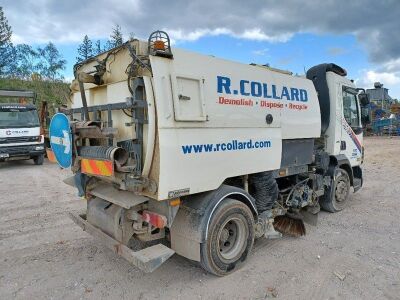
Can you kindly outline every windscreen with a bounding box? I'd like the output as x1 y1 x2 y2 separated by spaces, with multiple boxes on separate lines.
0 108 40 128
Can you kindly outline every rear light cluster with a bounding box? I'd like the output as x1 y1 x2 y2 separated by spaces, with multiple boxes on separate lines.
142 211 167 229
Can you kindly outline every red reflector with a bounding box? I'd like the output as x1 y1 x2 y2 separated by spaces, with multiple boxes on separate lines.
142 210 167 229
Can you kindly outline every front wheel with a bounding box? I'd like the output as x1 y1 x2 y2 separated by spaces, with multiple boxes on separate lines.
200 199 254 276
33 154 44 165
320 168 351 212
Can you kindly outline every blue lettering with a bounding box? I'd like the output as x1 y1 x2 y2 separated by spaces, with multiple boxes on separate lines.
281 86 290 100
272 85 281 99
240 80 250 96
181 145 192 154
263 83 272 98
217 76 231 94
251 82 262 97
299 89 308 102
290 88 299 101
216 76 308 102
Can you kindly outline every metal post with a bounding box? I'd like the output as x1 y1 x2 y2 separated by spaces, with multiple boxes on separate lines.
79 81 90 121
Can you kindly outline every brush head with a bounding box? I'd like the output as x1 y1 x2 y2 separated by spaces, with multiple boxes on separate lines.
273 214 306 237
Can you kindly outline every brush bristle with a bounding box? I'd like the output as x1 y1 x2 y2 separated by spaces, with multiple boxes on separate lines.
274 215 306 237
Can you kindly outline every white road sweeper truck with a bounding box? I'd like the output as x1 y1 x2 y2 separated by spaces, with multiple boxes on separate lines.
52 31 371 275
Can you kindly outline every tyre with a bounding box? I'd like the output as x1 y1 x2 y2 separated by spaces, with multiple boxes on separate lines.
200 198 255 276
320 168 351 212
33 154 44 165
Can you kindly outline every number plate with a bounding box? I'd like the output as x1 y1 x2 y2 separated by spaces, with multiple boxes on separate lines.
0 153 9 158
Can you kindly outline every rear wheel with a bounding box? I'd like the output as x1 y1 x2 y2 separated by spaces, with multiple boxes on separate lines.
200 199 254 276
320 168 351 212
33 154 44 165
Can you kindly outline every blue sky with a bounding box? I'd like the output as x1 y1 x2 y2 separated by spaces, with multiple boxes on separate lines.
3 0 400 98
54 32 373 93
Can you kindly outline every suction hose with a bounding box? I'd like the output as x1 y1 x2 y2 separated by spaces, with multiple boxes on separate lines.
249 171 278 213
78 146 129 166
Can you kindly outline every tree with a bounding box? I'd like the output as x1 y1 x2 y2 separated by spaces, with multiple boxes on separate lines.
0 7 13 76
129 32 136 41
94 40 102 55
76 35 93 63
14 44 39 79
106 24 123 49
36 42 66 80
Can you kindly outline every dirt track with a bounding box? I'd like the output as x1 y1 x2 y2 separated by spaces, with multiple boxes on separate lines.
0 137 399 300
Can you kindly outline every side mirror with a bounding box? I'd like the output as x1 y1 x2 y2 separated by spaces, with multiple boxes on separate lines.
358 93 370 106
361 106 371 126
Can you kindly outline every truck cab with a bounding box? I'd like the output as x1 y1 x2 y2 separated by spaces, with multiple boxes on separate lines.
307 64 370 196
0 90 45 165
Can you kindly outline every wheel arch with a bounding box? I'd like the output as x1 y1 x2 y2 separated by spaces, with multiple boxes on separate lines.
329 154 354 186
182 184 257 241
169 184 257 262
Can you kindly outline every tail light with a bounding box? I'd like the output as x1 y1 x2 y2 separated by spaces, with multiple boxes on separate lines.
142 211 167 229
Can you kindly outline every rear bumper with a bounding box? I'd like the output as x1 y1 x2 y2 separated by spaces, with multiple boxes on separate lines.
0 144 45 159
69 212 175 273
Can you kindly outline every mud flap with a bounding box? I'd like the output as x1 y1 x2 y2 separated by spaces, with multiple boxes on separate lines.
69 212 175 273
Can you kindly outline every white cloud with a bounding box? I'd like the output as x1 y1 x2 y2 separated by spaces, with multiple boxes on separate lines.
3 0 400 98
252 48 269 56
166 28 231 43
361 71 400 86
356 69 400 99
3 0 399 66
166 28 291 44
238 29 292 43
380 58 400 73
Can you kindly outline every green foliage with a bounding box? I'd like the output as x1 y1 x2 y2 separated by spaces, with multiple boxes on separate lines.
14 44 39 79
0 7 69 112
0 6 13 76
94 40 102 55
105 24 124 50
0 77 70 113
77 25 127 61
36 42 67 80
0 8 66 82
76 35 93 63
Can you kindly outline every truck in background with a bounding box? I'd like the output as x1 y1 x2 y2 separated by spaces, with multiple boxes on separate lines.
53 31 371 276
0 89 45 165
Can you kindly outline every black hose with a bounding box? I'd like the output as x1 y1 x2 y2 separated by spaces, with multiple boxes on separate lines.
78 146 129 166
249 171 278 213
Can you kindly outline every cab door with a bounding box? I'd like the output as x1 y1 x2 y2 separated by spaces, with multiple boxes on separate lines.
340 86 363 166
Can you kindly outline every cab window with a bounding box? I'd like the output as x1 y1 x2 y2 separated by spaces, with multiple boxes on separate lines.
342 90 360 128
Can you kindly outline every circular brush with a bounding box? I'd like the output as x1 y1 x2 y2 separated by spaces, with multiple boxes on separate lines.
273 211 306 237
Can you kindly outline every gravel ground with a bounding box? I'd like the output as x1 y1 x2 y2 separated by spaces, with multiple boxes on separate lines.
0 137 399 300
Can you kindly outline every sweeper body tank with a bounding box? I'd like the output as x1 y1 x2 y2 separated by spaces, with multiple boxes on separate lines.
55 31 370 275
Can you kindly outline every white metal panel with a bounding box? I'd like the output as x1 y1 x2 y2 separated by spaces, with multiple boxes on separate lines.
157 127 282 199
149 48 321 199
171 74 206 121
150 49 320 138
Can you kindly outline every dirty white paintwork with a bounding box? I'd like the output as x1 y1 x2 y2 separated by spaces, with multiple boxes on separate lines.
71 43 363 200
150 49 321 199
324 72 363 167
